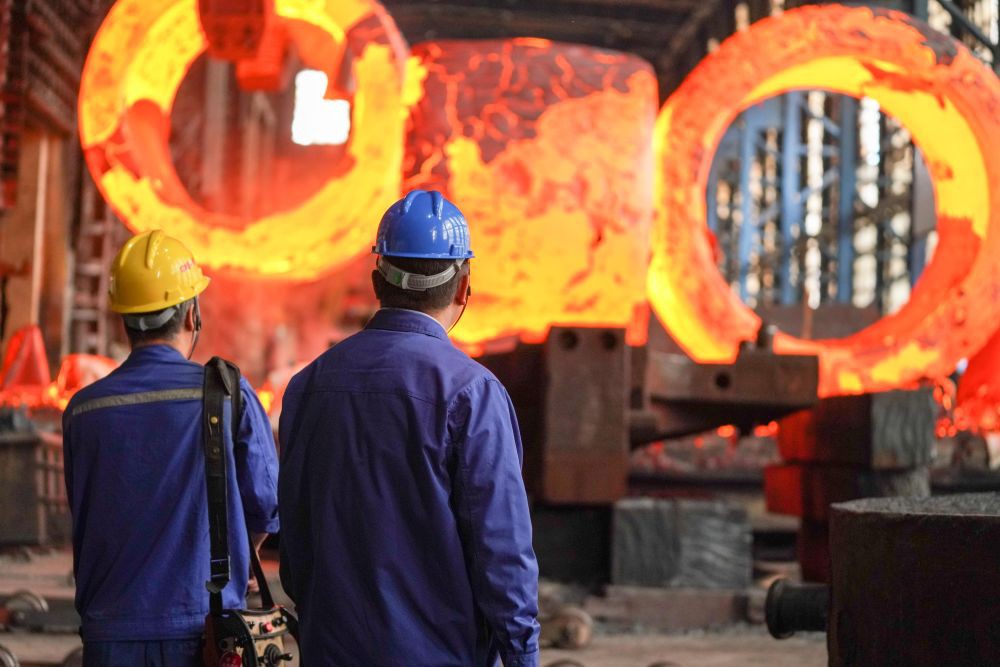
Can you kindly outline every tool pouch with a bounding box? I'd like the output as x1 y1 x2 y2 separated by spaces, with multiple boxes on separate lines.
203 606 296 666
200 357 298 666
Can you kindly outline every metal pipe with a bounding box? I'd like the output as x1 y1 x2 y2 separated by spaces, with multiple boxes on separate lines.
765 578 829 639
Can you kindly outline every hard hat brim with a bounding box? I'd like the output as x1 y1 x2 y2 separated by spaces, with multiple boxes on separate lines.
109 276 211 314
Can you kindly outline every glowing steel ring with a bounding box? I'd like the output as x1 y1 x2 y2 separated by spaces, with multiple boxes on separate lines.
79 0 408 279
652 4 1000 396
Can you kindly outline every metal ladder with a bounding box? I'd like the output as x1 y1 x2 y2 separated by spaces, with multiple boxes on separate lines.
66 177 123 356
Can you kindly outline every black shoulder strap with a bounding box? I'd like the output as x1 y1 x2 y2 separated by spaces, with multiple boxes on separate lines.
203 356 277 611
203 357 232 614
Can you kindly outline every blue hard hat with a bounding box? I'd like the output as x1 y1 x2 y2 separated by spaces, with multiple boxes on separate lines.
372 190 474 259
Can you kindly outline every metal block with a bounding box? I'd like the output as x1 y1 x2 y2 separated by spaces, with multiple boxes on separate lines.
0 426 70 546
611 498 751 590
777 388 936 469
638 348 818 441
532 505 611 585
795 518 831 584
829 495 1000 666
764 463 930 521
755 303 879 340
479 327 629 504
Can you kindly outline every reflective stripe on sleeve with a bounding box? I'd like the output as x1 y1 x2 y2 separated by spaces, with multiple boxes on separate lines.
71 388 204 417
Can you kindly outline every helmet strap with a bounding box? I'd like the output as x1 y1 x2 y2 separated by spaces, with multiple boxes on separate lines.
377 257 463 291
123 306 178 332
187 298 202 360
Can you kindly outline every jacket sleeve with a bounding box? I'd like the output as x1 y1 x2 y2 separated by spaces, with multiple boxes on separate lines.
450 377 540 667
234 377 280 534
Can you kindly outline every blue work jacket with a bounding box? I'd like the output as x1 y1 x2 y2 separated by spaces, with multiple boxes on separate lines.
279 308 540 666
62 345 279 642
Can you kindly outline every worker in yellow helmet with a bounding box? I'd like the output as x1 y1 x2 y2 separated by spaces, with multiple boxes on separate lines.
108 228 211 357
63 230 280 665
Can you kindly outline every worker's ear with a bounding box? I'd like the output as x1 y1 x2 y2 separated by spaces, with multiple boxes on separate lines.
455 272 471 307
183 302 198 332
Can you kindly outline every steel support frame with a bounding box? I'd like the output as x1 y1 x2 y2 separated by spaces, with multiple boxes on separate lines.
704 0 999 313
707 90 925 315
904 0 999 71
835 97 857 304
779 92 803 305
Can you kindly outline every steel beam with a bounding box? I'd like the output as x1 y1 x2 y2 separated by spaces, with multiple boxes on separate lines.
836 96 857 303
779 92 803 305
737 117 755 302
936 0 1000 67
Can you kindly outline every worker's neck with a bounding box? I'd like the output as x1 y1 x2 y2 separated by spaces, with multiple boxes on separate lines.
383 306 453 331
131 337 189 358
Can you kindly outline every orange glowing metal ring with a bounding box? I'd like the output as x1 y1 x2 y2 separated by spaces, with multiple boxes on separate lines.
652 4 1000 397
79 0 407 279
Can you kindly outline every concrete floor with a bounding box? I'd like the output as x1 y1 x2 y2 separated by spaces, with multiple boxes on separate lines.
0 549 827 666
0 629 827 667
543 630 825 667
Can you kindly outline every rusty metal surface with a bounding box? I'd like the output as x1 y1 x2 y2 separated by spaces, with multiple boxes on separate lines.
0 429 69 546
777 389 936 469
765 462 931 583
638 349 818 441
829 494 1000 666
611 498 751 590
531 505 611 585
764 464 930 522
796 518 830 584
479 326 629 504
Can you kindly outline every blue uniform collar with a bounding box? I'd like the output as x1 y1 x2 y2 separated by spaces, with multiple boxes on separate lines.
123 344 191 365
366 308 448 341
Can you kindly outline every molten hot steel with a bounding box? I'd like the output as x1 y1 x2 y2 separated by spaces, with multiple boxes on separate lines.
0 326 117 412
956 328 1000 432
78 2 1000 402
652 4 1000 397
405 39 657 351
79 0 408 280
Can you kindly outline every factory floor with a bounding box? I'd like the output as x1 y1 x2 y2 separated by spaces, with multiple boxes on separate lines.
0 549 826 666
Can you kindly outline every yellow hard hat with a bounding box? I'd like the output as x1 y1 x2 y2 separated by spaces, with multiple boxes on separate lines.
109 230 210 314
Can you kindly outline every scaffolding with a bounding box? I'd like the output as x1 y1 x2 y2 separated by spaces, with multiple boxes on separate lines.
709 0 998 316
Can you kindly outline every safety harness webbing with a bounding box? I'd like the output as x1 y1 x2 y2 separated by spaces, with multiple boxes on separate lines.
202 357 276 614
203 358 234 613
71 388 203 417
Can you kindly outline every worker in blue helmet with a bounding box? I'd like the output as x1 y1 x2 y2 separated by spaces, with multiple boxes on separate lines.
278 189 540 666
